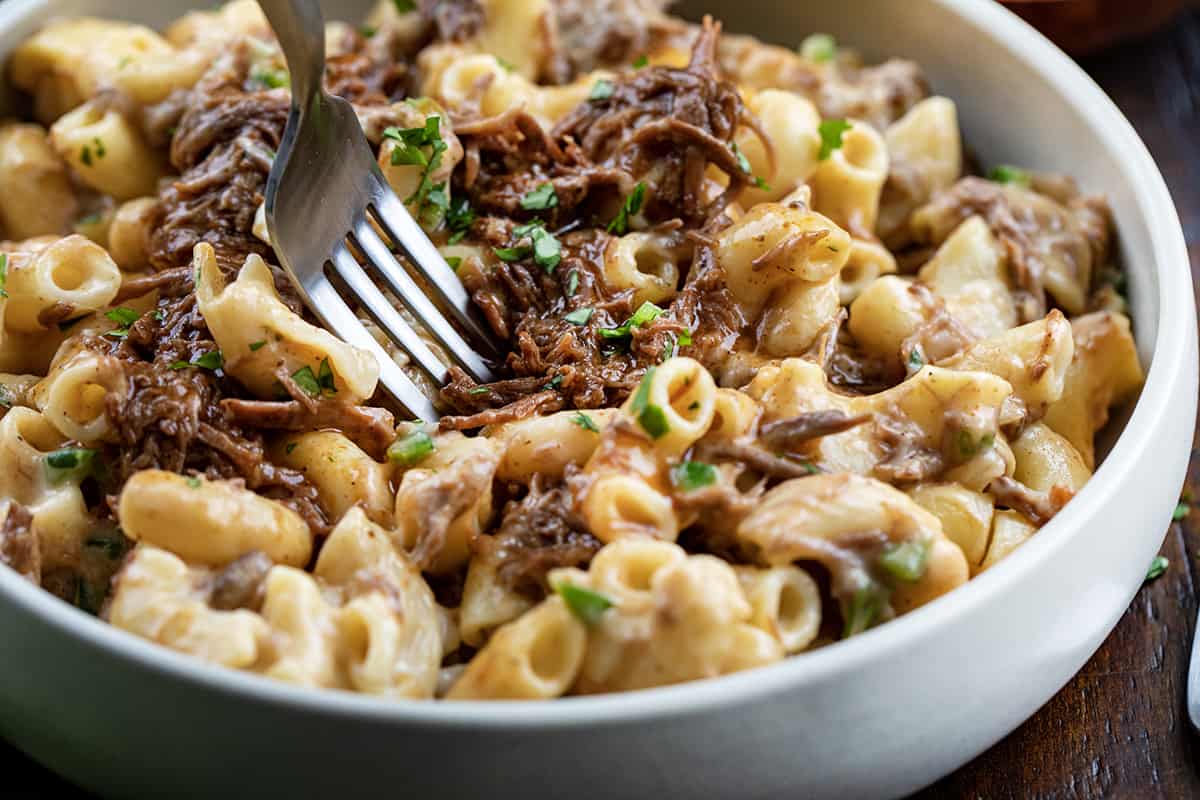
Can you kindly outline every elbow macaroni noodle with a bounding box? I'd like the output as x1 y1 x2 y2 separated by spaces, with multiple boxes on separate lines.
0 2 1147 702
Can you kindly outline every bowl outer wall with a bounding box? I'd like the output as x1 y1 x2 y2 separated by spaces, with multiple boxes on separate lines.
0 0 1194 798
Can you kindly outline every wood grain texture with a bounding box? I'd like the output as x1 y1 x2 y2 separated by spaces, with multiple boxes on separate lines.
1 7 1199 800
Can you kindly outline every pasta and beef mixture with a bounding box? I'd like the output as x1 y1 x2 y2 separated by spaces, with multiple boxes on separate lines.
0 0 1143 700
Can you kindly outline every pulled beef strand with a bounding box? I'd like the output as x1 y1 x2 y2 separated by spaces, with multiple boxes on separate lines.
476 475 601 598
0 503 38 583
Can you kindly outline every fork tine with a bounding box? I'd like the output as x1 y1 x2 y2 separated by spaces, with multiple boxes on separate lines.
368 180 502 358
350 214 495 384
329 242 450 385
306 277 440 422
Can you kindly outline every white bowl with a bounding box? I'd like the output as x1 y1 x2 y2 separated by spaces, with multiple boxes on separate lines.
0 1 1194 798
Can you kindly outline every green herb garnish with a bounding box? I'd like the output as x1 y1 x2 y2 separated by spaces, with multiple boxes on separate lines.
800 33 837 62
607 182 646 235
907 348 925 371
44 448 100 484
445 197 476 243
170 350 223 371
493 245 531 262
185 476 202 489
384 115 449 214
632 55 648 69
249 64 290 89
955 430 995 460
387 430 436 466
521 182 558 211
987 165 1032 188
1145 555 1169 583
818 119 851 161
285 442 298 455
1174 502 1190 521
0 253 8 298
600 300 663 340
564 307 594 325
879 539 931 583
249 340 267 351
103 307 140 339
565 269 580 297
842 583 888 638
555 582 613 624
589 79 614 101
392 0 416 12
629 367 669 439
570 411 600 432
468 386 490 395
670 460 717 492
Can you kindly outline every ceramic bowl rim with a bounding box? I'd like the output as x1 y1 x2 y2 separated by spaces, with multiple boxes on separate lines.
0 0 1193 731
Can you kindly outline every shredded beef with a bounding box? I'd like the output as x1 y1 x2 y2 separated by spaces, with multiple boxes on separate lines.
208 551 273 611
220 399 396 460
913 177 1111 322
91 284 329 535
475 475 601 598
0 503 38 583
989 476 1073 526
544 0 678 83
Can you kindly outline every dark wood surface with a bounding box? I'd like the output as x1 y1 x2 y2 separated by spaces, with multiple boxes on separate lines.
3 8 1200 800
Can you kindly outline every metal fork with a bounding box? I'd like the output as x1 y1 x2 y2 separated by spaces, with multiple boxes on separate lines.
258 0 498 421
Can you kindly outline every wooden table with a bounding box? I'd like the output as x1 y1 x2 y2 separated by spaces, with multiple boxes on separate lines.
3 9 1200 800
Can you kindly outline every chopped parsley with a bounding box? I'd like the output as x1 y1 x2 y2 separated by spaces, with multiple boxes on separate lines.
555 582 613 624
185 476 202 489
392 0 416 12
629 366 669 439
468 386 490 395
1174 502 1190 521
607 182 646 235
670 460 717 492
1145 555 1169 583
589 79 615 101
383 116 449 216
730 142 769 190
44 447 100 484
987 164 1032 188
445 196 476 243
565 269 580 297
521 182 558 211
80 137 106 167
249 340 267 351
800 32 837 63
0 385 11 409
291 360 336 397
0 253 8 298
445 256 462 271
600 300 663 340
955 430 995 460
496 57 515 72
170 350 223 371
907 348 925 371
497 220 561 272
360 24 377 38
818 119 851 160
493 245 530 262
632 54 649 69
878 539 931 583
249 64 290 89
387 430 435 466
564 307 594 325
570 411 600 433
285 442 298 455
544 374 563 390
842 583 888 638
103 307 140 339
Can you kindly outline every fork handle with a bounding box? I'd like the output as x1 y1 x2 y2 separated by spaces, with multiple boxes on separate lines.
257 0 327 108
